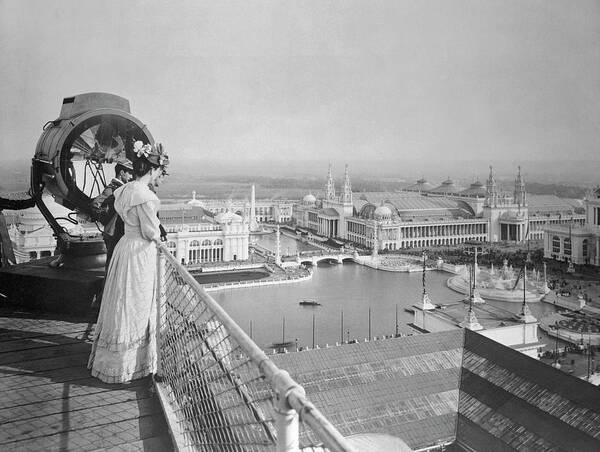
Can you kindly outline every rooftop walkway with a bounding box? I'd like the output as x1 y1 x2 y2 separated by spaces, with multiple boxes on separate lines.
0 308 172 451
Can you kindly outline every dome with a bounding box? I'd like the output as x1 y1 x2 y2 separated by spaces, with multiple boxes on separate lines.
459 180 486 198
302 193 317 205
374 204 392 220
430 178 463 194
187 190 203 207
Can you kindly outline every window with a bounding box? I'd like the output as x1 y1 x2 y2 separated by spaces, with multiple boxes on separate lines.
167 241 177 257
564 238 571 256
552 236 560 254
582 239 588 258
188 240 201 263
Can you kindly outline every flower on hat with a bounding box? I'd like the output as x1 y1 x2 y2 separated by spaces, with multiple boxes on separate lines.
133 140 152 159
153 142 169 166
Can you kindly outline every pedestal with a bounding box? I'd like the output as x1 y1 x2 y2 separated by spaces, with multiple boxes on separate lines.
0 257 103 317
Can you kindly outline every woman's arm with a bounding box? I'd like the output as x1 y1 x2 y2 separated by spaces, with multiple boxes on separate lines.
136 200 161 243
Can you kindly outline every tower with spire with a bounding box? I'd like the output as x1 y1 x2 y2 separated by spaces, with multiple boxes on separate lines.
342 164 352 205
482 165 530 242
513 166 527 207
485 165 498 208
325 163 336 201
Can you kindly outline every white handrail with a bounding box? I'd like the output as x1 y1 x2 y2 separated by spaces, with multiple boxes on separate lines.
155 243 356 452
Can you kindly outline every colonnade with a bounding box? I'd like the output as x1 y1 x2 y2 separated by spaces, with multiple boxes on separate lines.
398 222 487 239
318 218 339 238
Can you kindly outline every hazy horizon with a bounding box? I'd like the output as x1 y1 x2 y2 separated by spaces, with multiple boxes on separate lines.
2 0 600 173
2 154 599 188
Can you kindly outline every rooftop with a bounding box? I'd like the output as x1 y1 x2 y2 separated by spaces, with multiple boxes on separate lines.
268 329 600 451
425 299 528 330
0 308 172 451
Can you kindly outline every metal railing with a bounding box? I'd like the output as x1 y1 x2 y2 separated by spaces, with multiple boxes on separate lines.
154 243 355 452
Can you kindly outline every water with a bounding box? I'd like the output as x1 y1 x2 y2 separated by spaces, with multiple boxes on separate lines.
212 234 558 350
213 263 443 349
255 231 319 256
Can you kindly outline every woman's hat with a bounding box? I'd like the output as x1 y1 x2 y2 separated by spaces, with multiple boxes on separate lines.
133 141 169 167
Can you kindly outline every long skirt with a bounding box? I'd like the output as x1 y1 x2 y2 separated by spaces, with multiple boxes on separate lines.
88 234 157 383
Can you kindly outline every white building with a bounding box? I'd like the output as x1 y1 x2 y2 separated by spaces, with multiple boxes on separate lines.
543 187 600 266
161 200 249 265
192 190 294 224
294 165 584 251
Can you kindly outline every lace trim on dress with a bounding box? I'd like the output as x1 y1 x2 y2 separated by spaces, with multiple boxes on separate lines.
88 339 157 384
92 323 156 352
89 360 156 384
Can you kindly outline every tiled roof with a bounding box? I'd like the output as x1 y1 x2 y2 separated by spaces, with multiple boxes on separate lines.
270 331 464 450
266 329 600 451
527 195 579 214
459 329 600 451
356 192 468 214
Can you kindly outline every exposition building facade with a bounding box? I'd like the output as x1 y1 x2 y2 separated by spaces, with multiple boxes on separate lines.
5 196 250 266
543 186 600 266
161 200 249 265
294 165 584 251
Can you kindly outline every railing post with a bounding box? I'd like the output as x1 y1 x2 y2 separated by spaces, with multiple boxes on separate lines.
155 247 164 378
272 370 302 452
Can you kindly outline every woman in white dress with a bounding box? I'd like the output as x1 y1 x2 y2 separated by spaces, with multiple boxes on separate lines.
88 141 169 383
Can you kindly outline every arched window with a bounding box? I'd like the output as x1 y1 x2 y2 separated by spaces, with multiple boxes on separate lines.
564 238 571 256
202 239 212 247
167 241 177 257
214 239 223 246
552 236 560 254
188 240 201 263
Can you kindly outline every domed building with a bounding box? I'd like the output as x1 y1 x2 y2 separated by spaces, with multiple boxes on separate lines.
293 164 354 238
302 193 317 206
187 190 204 207
160 198 249 265
404 178 436 193
294 165 583 251
459 180 487 198
429 178 463 195
374 204 393 221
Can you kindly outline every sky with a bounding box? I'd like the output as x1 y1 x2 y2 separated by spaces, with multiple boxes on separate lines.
1 0 599 178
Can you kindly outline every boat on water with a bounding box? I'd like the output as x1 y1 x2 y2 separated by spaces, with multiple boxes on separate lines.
270 341 295 349
299 299 321 306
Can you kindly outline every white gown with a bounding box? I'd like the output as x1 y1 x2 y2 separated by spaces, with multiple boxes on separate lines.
88 180 161 383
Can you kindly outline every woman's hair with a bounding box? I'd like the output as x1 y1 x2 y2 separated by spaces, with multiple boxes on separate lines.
132 157 160 178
